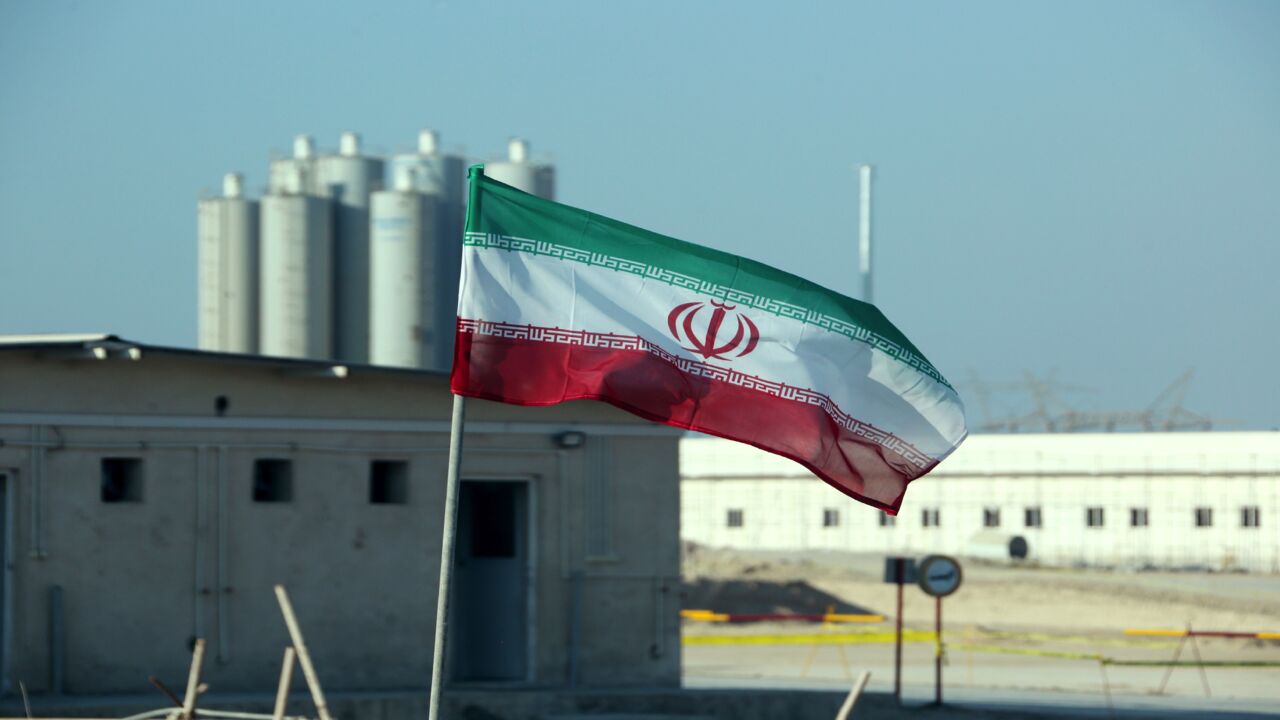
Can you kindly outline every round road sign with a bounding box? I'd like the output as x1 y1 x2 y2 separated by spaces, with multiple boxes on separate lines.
917 554 963 597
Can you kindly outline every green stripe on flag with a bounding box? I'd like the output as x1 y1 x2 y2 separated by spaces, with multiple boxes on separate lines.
469 173 954 391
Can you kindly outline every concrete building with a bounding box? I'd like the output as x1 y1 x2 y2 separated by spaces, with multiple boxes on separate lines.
682 433 1280 572
0 335 680 697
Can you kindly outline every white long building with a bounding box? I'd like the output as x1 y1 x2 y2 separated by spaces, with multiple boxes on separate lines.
681 432 1280 572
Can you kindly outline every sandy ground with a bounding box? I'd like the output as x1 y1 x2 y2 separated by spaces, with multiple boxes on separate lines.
681 544 1280 713
682 543 1280 634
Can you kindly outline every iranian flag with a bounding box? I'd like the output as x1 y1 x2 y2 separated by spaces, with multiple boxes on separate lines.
451 169 966 513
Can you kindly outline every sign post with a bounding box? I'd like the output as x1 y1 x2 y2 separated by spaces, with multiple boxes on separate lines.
883 556 917 705
917 555 963 706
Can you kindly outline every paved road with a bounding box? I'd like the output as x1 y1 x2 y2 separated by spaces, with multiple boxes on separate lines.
684 641 1280 718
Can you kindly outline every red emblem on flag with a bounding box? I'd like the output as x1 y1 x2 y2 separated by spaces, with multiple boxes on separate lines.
667 300 761 361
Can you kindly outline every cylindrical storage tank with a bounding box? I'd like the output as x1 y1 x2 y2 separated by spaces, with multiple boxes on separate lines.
534 165 557 201
197 174 260 353
388 130 468 325
389 151 466 205
259 193 333 359
268 134 320 195
369 189 443 369
485 137 555 199
316 131 386 364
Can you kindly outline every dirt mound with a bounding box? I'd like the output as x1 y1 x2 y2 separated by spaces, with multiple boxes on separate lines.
681 577 879 616
682 541 879 583
681 541 883 615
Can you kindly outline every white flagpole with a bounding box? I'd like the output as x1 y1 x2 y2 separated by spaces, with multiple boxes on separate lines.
428 164 484 720
428 393 467 720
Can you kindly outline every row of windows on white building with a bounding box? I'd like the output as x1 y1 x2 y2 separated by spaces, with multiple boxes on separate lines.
723 505 1263 529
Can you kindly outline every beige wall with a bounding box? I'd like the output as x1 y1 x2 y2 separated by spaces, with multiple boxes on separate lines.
0 348 681 695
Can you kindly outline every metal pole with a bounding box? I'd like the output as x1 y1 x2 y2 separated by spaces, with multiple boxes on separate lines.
1188 631 1212 697
181 638 206 720
858 164 873 305
273 586 331 720
935 596 943 706
894 559 903 705
1157 633 1188 695
428 394 468 720
273 646 296 720
148 676 184 708
835 670 872 720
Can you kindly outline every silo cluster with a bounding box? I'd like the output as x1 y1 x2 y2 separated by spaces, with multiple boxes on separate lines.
197 131 555 370
197 173 259 353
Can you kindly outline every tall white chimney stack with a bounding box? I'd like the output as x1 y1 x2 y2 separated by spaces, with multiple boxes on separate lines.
858 164 873 305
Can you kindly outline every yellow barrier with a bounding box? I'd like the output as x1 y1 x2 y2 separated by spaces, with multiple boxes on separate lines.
683 630 935 646
683 630 1173 652
825 613 884 623
1124 629 1189 637
680 610 730 622
679 609 883 623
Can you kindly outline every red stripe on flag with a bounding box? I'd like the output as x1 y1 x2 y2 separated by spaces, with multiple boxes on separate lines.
450 330 931 513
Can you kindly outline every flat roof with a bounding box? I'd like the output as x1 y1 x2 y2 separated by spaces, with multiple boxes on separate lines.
0 333 449 380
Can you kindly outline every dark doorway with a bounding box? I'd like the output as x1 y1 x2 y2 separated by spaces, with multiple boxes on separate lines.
450 480 530 682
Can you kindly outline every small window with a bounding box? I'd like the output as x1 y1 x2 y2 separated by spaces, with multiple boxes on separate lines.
1024 506 1042 528
822 508 840 528
1242 506 1261 528
878 512 896 528
726 509 744 528
1130 508 1149 527
369 460 409 505
101 458 143 503
1194 507 1213 528
983 507 1001 528
1085 507 1104 528
253 459 293 503
922 508 940 527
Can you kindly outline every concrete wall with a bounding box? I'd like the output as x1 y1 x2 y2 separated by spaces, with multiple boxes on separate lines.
681 434 1280 572
0 347 681 695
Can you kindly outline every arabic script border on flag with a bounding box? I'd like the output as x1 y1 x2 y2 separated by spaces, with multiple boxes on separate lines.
458 317 934 471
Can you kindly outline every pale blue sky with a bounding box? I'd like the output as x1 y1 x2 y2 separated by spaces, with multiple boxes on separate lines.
1 1 1277 428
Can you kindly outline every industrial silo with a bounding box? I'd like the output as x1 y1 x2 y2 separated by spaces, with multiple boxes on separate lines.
197 173 260 353
369 165 443 369
389 129 466 203
378 129 467 369
485 138 556 200
316 131 385 364
268 135 320 195
259 167 333 359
